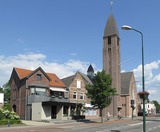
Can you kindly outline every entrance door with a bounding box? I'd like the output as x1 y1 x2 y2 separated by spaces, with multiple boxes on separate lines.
51 106 57 119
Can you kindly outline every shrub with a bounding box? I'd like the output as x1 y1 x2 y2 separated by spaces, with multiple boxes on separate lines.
0 109 5 120
0 108 20 126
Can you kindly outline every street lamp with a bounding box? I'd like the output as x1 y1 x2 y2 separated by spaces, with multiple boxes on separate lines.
122 25 147 132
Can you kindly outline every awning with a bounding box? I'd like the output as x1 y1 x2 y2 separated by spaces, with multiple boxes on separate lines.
85 103 93 108
50 87 67 92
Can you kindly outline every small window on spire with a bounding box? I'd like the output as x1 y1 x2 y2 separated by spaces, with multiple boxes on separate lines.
108 37 111 44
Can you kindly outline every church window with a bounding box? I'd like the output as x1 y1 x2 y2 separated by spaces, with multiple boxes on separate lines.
108 37 111 44
117 38 119 46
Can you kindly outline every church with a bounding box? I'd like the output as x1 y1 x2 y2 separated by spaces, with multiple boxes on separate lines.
102 12 137 117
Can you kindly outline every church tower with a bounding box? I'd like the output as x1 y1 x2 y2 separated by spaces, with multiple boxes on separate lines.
103 13 121 116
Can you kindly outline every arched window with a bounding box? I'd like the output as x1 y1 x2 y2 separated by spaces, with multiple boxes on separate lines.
12 104 16 112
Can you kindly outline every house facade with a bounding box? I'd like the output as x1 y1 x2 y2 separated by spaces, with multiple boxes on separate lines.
62 65 100 120
0 93 4 108
10 67 73 120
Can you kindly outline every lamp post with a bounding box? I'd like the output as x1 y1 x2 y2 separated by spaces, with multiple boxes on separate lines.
121 25 146 132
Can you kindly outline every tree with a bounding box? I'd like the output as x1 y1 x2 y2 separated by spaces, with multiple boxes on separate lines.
0 87 3 93
152 100 160 113
86 70 117 122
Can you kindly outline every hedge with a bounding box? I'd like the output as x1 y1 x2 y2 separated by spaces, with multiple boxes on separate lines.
0 119 21 125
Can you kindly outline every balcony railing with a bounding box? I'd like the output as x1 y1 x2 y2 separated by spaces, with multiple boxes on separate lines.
27 95 69 104
50 96 69 103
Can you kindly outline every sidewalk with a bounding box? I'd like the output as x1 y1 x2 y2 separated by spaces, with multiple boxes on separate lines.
21 116 132 126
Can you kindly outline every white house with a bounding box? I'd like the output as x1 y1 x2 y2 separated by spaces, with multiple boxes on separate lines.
141 102 156 115
0 93 4 108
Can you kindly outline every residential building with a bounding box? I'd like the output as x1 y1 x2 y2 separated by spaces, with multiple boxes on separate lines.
142 102 156 115
137 95 156 115
10 67 73 120
62 65 99 120
0 93 4 108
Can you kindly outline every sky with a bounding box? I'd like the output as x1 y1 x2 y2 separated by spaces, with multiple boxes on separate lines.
0 0 160 102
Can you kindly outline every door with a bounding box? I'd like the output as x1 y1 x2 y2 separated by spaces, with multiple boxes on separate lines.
51 106 57 119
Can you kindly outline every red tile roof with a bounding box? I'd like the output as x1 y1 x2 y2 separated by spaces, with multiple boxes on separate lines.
14 67 66 88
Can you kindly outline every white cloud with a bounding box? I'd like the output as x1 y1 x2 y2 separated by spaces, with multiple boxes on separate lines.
0 53 91 87
132 60 160 102
1 52 160 103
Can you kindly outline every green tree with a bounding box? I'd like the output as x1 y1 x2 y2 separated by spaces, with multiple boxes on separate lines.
0 87 3 93
152 100 160 112
86 70 117 122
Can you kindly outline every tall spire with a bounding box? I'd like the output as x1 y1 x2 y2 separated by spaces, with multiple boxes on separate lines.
104 14 119 38
104 1 119 38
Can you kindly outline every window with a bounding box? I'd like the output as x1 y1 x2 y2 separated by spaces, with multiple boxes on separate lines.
37 74 42 80
73 92 77 99
93 109 97 115
30 87 47 96
108 36 111 44
80 92 84 100
77 80 81 88
85 109 89 116
89 108 93 115
13 89 17 100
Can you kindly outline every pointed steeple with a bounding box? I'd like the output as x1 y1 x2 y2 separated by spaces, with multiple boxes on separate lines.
104 13 119 38
87 64 94 79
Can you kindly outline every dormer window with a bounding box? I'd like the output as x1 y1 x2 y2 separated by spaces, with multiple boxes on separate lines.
37 74 42 80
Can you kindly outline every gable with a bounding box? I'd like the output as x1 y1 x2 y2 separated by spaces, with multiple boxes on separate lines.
62 72 92 89
11 67 66 88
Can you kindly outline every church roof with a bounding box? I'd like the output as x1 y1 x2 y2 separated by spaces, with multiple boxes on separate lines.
121 72 133 95
104 13 119 38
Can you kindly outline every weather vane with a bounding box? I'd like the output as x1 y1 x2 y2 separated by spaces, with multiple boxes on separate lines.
110 0 113 12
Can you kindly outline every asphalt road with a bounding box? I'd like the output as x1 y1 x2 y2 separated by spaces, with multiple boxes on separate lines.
0 116 160 132
66 117 160 132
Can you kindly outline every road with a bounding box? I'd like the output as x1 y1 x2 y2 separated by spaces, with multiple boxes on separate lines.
0 117 160 132
66 117 160 132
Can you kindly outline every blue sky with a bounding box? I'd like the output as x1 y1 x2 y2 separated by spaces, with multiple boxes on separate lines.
0 0 160 102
